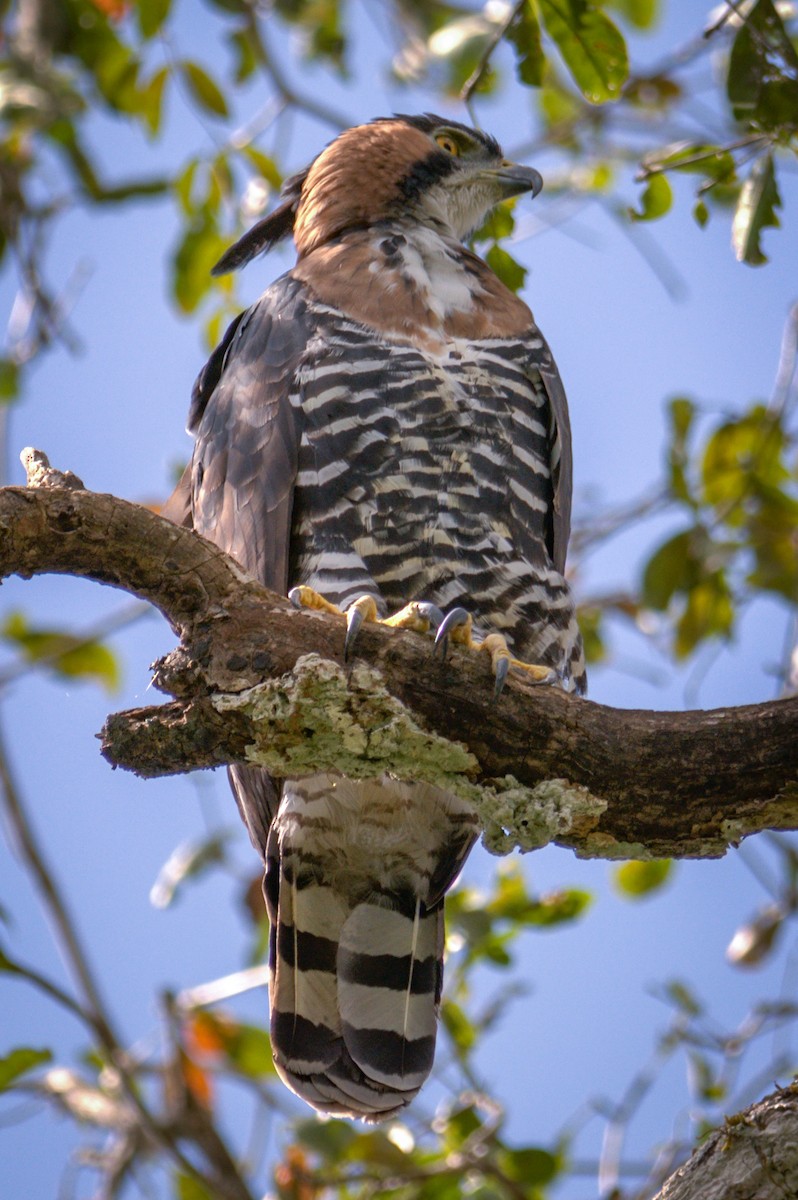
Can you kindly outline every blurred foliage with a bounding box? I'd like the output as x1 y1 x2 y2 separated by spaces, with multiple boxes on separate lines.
638 395 798 659
614 857 673 898
1 609 121 690
2 2 798 1198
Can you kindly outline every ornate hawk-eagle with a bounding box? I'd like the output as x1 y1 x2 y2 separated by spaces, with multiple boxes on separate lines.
166 115 585 1121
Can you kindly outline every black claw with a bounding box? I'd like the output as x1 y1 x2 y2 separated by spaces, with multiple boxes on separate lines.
434 607 470 661
415 602 445 631
344 608 364 660
493 656 509 699
288 587 304 610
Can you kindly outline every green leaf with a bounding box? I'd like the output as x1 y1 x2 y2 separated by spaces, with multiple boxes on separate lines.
641 529 692 609
496 1145 560 1185
485 244 526 293
727 0 798 131
629 173 672 221
0 1047 52 1091
1 612 120 691
220 1022 275 1079
675 573 734 657
241 146 283 189
180 61 229 118
641 142 736 183
693 198 709 228
606 0 659 30
136 0 172 39
614 859 673 898
174 1174 214 1200
140 66 168 137
576 605 606 663
441 998 477 1054
228 28 258 84
294 1116 357 1159
663 979 703 1017
539 0 629 104
0 358 20 403
732 152 781 266
171 214 227 312
507 2 545 88
667 395 696 503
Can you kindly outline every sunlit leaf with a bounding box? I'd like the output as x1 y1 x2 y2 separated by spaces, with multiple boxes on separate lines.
1 612 120 691
174 1172 215 1200
727 0 798 131
629 173 672 221
294 1116 357 1159
606 0 659 28
614 859 673 898
732 152 781 266
539 0 629 104
662 979 703 1016
136 0 172 39
641 529 692 609
441 998 477 1053
0 358 19 403
667 395 696 504
180 61 229 118
693 198 709 227
140 65 168 137
576 605 606 663
507 1 545 88
496 1144 561 1184
227 28 258 83
172 214 227 312
641 141 736 183
675 573 734 657
0 1047 52 1091
485 244 526 293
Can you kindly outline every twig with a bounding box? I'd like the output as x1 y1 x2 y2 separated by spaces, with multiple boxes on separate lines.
460 0 524 107
0 713 252 1199
245 12 352 132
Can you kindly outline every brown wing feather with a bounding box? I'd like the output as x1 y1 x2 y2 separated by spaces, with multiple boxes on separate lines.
538 340 573 576
188 274 309 590
178 274 313 850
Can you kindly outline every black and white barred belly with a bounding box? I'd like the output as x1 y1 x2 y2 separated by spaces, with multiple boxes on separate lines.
288 304 582 685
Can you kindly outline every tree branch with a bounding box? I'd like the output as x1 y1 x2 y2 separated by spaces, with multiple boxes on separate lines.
1 461 796 861
653 1084 798 1200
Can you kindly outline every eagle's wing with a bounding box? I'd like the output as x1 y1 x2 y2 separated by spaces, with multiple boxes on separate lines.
499 325 573 578
165 274 311 854
538 335 573 578
186 276 309 590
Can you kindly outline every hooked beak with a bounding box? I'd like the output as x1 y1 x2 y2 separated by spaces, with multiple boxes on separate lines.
486 162 543 199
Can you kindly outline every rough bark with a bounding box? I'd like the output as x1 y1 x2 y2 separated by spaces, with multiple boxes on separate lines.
2 468 797 860
654 1085 798 1200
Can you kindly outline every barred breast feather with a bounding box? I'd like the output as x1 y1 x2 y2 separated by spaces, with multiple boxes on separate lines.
169 218 584 1120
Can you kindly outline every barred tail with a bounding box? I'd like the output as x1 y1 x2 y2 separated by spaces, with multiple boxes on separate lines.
264 824 444 1120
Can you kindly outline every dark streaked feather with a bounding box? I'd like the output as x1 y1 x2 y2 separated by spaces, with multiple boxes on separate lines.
211 168 309 275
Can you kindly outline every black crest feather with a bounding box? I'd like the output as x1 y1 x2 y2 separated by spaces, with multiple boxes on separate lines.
211 168 309 275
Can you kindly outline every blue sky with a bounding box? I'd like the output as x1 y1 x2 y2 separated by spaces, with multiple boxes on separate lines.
1 2 797 1196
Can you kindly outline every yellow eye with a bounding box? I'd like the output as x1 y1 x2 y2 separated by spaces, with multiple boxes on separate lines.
435 134 460 156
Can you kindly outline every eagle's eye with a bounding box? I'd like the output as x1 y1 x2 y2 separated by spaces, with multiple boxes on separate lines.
435 133 460 156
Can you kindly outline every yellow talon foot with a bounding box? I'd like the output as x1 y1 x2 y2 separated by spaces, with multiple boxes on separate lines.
288 586 346 617
435 608 558 697
382 601 444 635
480 633 557 698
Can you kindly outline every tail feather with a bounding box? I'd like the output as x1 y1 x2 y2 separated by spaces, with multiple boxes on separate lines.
261 775 478 1120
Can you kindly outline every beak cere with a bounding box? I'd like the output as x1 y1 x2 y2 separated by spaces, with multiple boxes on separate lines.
490 163 544 199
